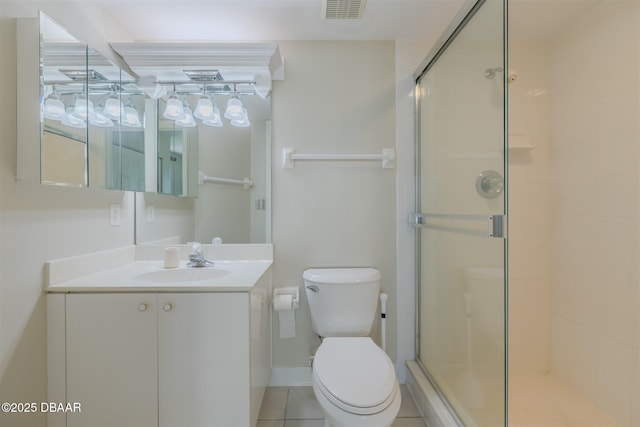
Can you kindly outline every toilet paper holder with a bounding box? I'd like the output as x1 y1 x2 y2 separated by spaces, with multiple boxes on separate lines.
273 287 300 309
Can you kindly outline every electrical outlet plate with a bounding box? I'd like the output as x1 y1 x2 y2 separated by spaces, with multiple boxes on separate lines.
146 205 155 224
110 204 121 226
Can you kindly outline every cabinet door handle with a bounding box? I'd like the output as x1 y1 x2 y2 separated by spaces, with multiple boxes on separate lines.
162 303 173 312
138 303 148 312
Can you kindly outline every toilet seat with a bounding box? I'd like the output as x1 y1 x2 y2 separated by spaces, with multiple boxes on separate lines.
312 337 398 416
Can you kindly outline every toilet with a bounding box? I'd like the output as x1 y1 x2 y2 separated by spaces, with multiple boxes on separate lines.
304 268 401 427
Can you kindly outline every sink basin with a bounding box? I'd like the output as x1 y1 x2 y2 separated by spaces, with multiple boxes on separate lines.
137 267 231 283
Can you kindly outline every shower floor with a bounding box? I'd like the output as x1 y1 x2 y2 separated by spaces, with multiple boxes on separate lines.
509 374 620 427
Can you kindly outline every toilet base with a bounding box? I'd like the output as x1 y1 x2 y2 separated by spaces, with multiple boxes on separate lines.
312 379 401 427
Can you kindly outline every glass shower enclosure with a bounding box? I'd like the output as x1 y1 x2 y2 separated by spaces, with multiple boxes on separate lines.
411 0 508 425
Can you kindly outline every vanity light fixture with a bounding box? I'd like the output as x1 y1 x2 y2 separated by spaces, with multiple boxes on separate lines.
230 107 250 128
121 99 142 128
102 92 124 120
158 79 257 127
193 94 215 120
43 93 66 121
71 94 95 120
224 95 245 121
202 116 223 127
202 102 223 127
164 92 186 120
89 112 115 128
175 103 197 128
61 106 87 129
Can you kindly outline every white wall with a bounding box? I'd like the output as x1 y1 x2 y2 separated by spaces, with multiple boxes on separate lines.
0 7 135 427
271 41 397 374
548 2 640 425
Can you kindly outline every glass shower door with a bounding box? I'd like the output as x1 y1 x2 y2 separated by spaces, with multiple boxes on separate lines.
412 0 507 425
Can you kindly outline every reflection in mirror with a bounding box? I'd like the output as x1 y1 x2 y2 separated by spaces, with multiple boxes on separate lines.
40 13 146 192
40 14 88 187
85 49 145 191
157 97 198 196
136 92 271 244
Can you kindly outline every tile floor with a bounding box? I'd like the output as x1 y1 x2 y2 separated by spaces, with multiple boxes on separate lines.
257 385 427 427
509 375 621 427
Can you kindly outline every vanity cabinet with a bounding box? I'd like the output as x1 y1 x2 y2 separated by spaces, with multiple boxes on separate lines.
48 279 271 427
66 294 158 427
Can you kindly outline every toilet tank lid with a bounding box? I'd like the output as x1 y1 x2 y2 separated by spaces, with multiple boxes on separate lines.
303 268 380 284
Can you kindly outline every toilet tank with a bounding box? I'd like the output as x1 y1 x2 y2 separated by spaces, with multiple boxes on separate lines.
304 268 381 337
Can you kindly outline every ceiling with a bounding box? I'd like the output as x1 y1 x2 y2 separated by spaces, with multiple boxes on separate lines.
9 0 603 48
92 0 466 42
86 0 601 44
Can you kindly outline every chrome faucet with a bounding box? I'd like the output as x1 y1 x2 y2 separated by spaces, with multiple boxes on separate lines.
187 242 214 267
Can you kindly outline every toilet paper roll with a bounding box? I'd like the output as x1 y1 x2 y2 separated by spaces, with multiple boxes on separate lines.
274 294 293 311
274 294 296 339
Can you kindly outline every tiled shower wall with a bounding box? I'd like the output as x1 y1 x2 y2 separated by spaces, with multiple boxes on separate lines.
508 40 552 376
548 2 639 425
510 2 640 425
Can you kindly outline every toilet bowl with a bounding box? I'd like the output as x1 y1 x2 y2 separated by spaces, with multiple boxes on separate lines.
304 268 401 427
311 337 401 427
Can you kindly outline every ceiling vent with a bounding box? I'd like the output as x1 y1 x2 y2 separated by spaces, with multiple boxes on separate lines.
322 0 367 19
183 70 223 82
60 69 108 82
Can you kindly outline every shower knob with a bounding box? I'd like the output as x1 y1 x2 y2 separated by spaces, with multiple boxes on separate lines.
476 170 504 199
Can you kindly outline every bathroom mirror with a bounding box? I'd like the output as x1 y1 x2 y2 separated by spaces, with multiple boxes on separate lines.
40 15 88 187
39 13 146 192
156 97 199 197
86 49 146 191
135 92 271 244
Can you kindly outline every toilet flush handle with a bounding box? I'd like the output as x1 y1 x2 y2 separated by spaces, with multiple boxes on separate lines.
306 285 319 293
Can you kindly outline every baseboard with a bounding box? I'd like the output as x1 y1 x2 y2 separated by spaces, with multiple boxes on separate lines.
268 367 312 386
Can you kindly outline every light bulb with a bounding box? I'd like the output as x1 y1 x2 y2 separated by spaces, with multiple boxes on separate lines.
44 95 65 121
163 94 186 120
72 95 94 119
202 115 223 127
175 106 196 128
193 95 214 120
89 112 114 128
102 95 123 120
121 105 142 128
224 95 244 120
61 107 86 129
230 107 250 127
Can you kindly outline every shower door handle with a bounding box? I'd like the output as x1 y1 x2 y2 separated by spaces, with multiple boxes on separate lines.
409 213 506 239
489 214 505 238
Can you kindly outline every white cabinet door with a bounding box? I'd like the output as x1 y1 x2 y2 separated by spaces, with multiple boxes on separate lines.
66 294 158 427
158 293 251 427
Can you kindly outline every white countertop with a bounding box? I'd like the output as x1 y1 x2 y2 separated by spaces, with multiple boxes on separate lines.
46 259 272 293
